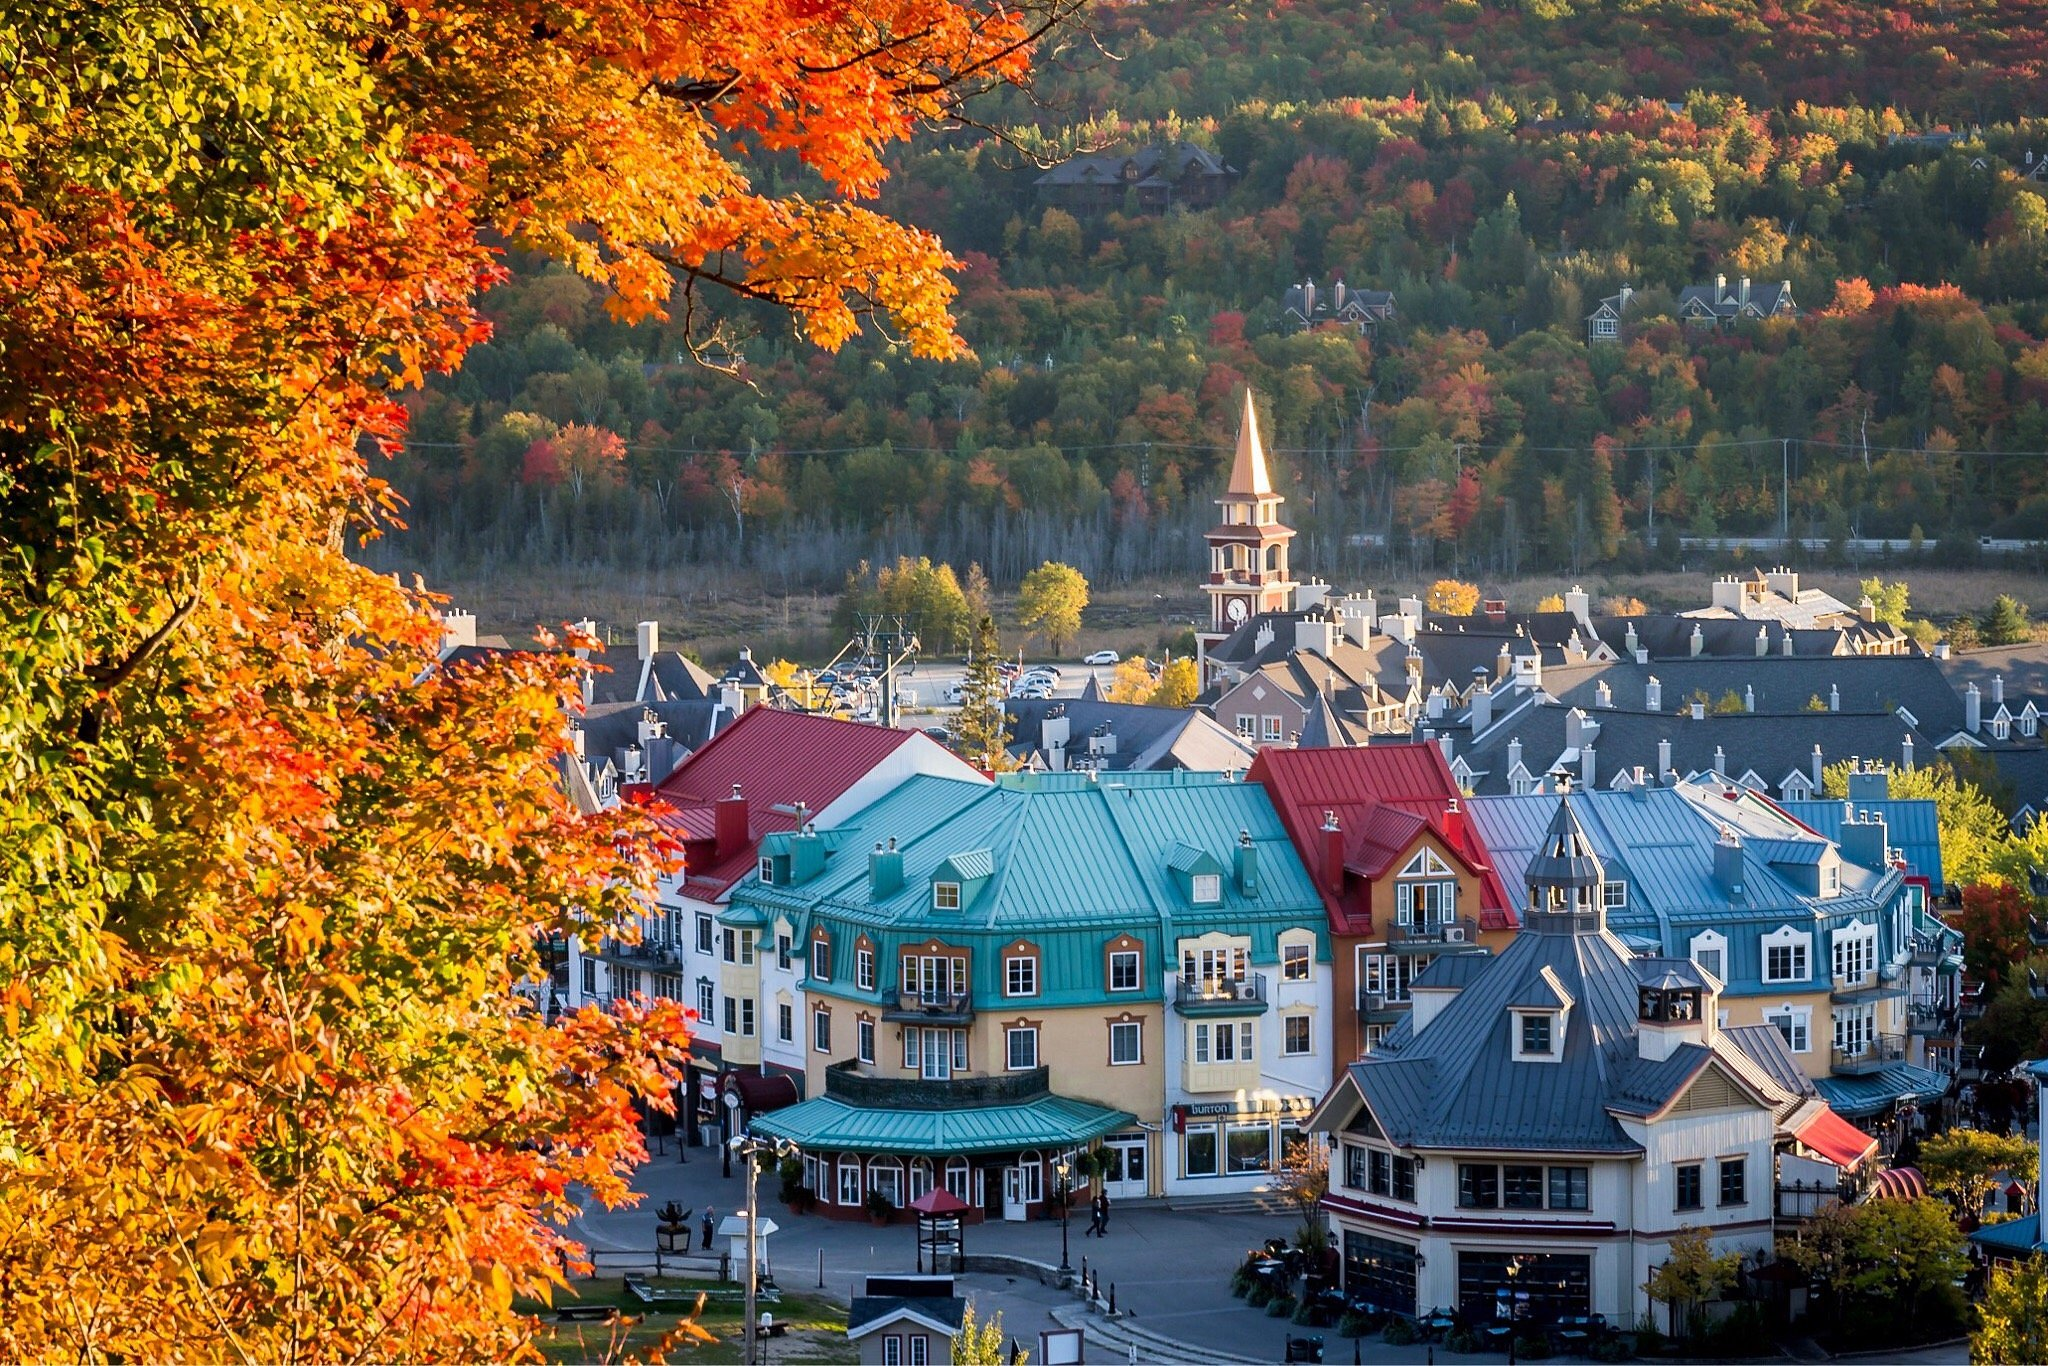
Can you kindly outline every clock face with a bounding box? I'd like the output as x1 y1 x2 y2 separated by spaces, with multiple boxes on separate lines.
1226 598 1249 624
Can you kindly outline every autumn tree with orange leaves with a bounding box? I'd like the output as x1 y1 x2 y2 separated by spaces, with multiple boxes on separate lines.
0 0 1074 1359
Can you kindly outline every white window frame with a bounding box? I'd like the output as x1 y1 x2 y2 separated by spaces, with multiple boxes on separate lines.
1109 948 1141 992
777 1001 793 1043
909 1333 928 1366
1594 315 1617 337
883 1335 903 1366
1832 920 1877 986
1690 930 1728 985
1236 714 1257 739
809 937 831 982
758 856 775 884
1282 1012 1313 1056
1109 1020 1142 1066
1261 715 1284 743
1280 937 1313 983
696 980 716 1024
1764 1004 1811 1054
837 1156 862 1205
1191 873 1222 905
1603 880 1627 909
933 882 961 911
812 1007 831 1053
857 1017 876 1065
1513 1010 1559 1062
1006 1026 1039 1071
856 946 875 992
1005 955 1038 997
1762 926 1812 984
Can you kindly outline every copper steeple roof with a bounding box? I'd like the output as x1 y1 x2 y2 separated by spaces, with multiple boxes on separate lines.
1225 389 1275 499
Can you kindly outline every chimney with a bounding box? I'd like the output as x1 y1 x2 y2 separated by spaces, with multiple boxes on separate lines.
1508 737 1524 777
1496 640 1512 683
1713 827 1744 898
1713 744 1726 774
1321 811 1345 896
1042 712 1071 754
1624 621 1640 656
1858 596 1876 625
715 783 750 858
1658 737 1673 782
1565 584 1591 627
1440 734 1455 765
1426 690 1447 720
1828 684 1839 713
1470 682 1493 734
1582 744 1597 790
1715 272 1727 299
1847 763 1892 803
1967 682 1982 733
1407 645 1424 682
1756 626 1769 657
1711 577 1744 612
869 837 904 899
1994 675 2006 707
1646 675 1663 712
1691 700 1706 721
1235 829 1259 895
1811 744 1824 791
1782 632 1795 657
1689 624 1704 657
720 681 745 717
1839 811 1889 871
1295 615 1336 657
1902 732 1915 771
571 617 597 662
440 609 477 654
1744 685 1755 713
790 819 826 882
1595 680 1613 710
637 708 666 745
637 620 660 662
1739 275 1751 305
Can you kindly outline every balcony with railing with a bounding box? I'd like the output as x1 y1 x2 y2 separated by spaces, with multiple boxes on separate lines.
1357 991 1409 1025
881 983 976 1024
1385 916 1480 953
1908 999 1958 1037
1830 1034 1907 1075
1174 972 1269 1015
1906 936 1949 967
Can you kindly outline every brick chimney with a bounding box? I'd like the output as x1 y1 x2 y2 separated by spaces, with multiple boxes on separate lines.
716 783 750 858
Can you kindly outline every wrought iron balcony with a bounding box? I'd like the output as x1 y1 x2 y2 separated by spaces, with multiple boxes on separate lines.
1906 936 1949 967
1908 1001 1957 1037
882 984 975 1024
1385 916 1479 953
1174 972 1268 1015
1830 1034 1907 1076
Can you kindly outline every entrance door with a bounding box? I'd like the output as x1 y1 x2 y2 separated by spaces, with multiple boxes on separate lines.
1002 1166 1029 1221
1105 1137 1148 1199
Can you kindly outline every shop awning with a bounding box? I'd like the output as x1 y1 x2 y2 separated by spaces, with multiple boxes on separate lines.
725 1070 801 1115
1813 1064 1948 1119
749 1092 1134 1156
1795 1107 1878 1169
1871 1165 1927 1200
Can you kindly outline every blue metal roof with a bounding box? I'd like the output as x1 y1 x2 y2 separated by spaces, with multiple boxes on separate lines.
750 1092 1134 1154
1813 1064 1949 1118
1783 797 1945 891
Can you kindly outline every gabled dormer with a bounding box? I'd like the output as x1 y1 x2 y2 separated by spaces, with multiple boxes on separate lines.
1167 842 1228 907
757 822 833 887
930 849 994 913
1508 965 1573 1063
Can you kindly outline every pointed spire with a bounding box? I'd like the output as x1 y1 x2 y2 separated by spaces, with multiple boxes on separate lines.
1524 795 1607 933
1079 671 1102 702
1298 693 1349 749
1227 389 1275 498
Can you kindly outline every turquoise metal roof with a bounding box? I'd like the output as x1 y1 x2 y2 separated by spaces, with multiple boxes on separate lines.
1783 797 1945 892
724 770 1327 1011
1970 1217 2045 1257
1813 1064 1948 1118
748 1093 1134 1154
938 849 995 882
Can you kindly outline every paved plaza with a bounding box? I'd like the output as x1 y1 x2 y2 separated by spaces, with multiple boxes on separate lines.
567 1138 1968 1365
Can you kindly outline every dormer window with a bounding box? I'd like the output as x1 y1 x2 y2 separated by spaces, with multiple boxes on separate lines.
758 856 775 884
1192 873 1222 905
1520 1013 1553 1055
1602 881 1627 909
934 882 961 911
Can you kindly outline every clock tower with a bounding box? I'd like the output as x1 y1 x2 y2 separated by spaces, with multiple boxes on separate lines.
1200 390 1298 650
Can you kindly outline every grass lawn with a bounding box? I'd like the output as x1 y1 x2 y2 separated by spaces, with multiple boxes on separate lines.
521 1281 854 1365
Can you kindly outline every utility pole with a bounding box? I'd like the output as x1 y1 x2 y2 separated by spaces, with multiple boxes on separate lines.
1781 438 1791 546
733 1133 795 1366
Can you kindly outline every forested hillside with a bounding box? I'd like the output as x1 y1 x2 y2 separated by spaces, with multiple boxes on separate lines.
378 0 2048 591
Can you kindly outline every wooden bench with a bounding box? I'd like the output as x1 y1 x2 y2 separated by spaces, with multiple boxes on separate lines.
556 1305 617 1323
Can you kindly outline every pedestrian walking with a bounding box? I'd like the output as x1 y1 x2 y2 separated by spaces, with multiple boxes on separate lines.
1094 1189 1111 1237
701 1206 716 1251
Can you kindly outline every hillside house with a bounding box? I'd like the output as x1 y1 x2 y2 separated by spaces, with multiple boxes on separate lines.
1678 274 1798 328
1033 143 1238 212
1282 276 1397 336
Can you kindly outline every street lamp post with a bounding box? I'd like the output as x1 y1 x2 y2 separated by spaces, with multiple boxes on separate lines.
730 1133 797 1366
1054 1156 1073 1283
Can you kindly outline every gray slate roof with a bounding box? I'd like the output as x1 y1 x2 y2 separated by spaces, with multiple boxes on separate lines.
1003 698 1254 773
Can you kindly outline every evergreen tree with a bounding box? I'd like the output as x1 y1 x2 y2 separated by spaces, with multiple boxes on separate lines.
1984 594 2032 646
954 614 1013 771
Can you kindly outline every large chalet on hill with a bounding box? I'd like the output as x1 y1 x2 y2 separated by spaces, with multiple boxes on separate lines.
1033 143 1238 212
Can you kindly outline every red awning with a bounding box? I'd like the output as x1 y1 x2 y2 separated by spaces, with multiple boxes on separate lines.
723 1071 800 1115
1872 1166 1928 1200
1797 1107 1879 1170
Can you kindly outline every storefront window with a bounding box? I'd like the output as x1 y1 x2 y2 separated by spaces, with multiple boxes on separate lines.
1185 1125 1219 1177
1226 1122 1272 1174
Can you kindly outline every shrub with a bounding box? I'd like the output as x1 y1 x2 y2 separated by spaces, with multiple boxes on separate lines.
1444 1327 1481 1353
1336 1311 1371 1338
1701 1302 1771 1357
1633 1312 1666 1356
1513 1332 1552 1360
1291 1298 1318 1326
1267 1295 1297 1319
1246 1283 1274 1309
1384 1317 1419 1347
1229 1267 1253 1298
1590 1336 1634 1363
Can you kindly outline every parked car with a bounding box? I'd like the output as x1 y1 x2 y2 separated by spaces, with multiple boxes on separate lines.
816 669 840 686
940 682 968 704
922 726 953 745
1083 649 1120 665
1012 682 1054 700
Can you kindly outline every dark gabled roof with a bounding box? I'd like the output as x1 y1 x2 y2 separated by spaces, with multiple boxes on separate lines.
1033 142 1236 187
1548 656 1961 733
1937 643 2048 709
847 1296 967 1338
576 698 723 776
1677 278 1797 318
1003 697 1254 773
1588 614 1907 661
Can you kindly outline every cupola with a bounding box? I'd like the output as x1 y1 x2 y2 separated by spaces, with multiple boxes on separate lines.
1523 796 1605 934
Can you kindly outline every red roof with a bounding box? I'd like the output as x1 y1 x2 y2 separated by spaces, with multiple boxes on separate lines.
650 708 917 899
1247 744 1518 935
1796 1106 1879 1169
